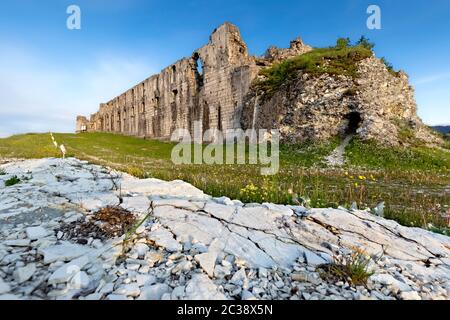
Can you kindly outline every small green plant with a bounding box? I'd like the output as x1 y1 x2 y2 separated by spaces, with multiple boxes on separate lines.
427 225 450 237
0 169 6 176
336 37 351 49
118 209 153 263
317 248 376 286
380 57 399 77
5 175 21 187
356 36 375 50
394 119 420 145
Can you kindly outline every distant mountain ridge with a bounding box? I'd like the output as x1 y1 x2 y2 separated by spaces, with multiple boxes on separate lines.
431 126 450 134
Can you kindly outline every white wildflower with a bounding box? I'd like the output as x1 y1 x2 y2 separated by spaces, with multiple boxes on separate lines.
60 144 67 159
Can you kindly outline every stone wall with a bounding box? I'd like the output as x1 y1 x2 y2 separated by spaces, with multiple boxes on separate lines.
76 23 260 140
263 38 313 64
75 116 89 133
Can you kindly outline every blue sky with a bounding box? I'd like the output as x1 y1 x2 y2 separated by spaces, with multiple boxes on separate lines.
0 0 449 137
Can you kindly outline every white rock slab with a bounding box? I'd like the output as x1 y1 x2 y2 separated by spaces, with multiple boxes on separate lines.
135 274 156 287
203 202 236 221
303 249 328 266
400 291 422 300
262 203 294 217
185 274 227 300
120 175 209 199
138 283 171 300
153 199 204 211
78 193 120 212
0 294 20 300
69 271 90 289
39 243 92 264
233 206 278 231
148 228 182 252
4 239 31 247
194 239 223 277
248 230 303 267
13 263 36 284
26 226 49 240
115 283 141 297
121 196 151 215
0 279 11 295
230 268 247 285
48 255 90 285
370 273 412 292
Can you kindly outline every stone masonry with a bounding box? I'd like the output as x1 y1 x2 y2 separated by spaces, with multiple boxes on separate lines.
76 23 260 139
76 23 309 140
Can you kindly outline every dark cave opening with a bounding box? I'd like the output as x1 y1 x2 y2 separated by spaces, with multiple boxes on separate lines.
345 111 362 135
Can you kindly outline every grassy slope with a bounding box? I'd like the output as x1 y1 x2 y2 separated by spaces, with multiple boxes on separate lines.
1 132 449 234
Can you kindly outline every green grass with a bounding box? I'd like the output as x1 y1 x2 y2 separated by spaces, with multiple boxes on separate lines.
346 138 450 172
5 175 21 187
445 139 450 150
317 248 375 287
258 45 373 95
0 132 448 232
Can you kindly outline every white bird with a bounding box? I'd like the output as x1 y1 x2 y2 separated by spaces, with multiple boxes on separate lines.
60 144 67 159
53 140 58 148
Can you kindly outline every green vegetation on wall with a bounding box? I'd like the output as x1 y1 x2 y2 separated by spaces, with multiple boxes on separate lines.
257 36 401 96
258 38 373 95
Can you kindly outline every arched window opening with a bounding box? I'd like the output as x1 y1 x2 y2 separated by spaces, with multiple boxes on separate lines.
193 52 204 87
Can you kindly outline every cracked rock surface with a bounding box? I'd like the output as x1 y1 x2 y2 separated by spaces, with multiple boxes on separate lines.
0 158 449 300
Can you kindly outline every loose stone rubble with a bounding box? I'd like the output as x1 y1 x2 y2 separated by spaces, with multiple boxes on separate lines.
0 158 448 300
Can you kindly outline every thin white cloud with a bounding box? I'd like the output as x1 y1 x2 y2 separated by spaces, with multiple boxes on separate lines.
413 72 450 85
0 44 157 138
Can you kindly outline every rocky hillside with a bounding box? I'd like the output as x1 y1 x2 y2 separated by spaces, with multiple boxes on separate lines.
0 158 448 300
242 42 442 147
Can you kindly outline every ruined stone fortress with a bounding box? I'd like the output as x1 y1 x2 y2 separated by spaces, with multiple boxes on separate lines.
77 22 439 146
76 23 310 140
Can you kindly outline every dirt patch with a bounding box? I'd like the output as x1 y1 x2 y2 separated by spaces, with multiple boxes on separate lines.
92 206 137 236
57 206 137 242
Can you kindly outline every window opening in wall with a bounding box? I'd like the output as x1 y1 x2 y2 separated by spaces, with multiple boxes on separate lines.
193 52 204 87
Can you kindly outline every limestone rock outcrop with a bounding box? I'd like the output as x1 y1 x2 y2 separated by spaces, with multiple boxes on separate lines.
241 56 440 146
0 158 449 300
